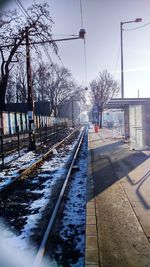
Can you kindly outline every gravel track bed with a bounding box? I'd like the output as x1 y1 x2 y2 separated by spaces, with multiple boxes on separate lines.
0 129 81 253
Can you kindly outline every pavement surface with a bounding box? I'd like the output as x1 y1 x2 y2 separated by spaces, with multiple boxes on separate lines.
85 126 150 267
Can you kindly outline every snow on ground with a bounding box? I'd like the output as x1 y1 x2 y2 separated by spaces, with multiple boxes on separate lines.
0 222 51 267
49 131 88 267
0 129 82 190
0 150 42 189
0 132 83 254
0 148 27 165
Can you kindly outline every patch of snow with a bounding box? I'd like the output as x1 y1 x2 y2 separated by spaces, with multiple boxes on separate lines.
0 132 83 259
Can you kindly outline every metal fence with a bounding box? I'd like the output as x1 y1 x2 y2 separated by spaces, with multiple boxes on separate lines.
0 111 68 166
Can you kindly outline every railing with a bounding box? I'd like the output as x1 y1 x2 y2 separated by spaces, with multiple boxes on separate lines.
0 111 68 166
112 123 125 138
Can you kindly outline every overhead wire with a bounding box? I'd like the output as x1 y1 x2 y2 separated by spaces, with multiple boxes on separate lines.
79 0 88 87
15 0 62 79
83 38 87 84
52 34 78 37
112 21 150 89
124 22 150 31
15 0 87 82
112 21 150 79
80 0 84 28
15 0 30 20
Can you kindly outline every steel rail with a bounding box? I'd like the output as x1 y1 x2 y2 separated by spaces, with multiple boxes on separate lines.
0 128 81 197
32 127 85 267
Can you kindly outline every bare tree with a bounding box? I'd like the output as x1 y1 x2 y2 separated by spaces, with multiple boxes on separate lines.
0 2 57 110
50 67 86 117
90 70 119 127
5 74 16 103
11 59 27 103
34 61 51 102
46 64 76 116
32 60 86 117
17 65 27 103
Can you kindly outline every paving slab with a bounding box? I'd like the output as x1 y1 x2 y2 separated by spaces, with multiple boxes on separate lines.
86 126 150 267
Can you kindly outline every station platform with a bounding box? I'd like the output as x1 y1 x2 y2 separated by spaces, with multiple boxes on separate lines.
85 126 150 267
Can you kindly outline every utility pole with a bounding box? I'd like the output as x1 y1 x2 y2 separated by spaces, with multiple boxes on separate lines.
0 27 86 152
0 111 4 167
26 26 36 150
71 96 75 128
120 22 124 98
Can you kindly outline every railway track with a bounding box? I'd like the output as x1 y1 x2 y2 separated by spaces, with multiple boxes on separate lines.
32 127 86 267
0 127 81 196
0 126 87 266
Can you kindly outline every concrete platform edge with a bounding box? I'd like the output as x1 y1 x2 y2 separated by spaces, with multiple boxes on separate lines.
85 132 100 267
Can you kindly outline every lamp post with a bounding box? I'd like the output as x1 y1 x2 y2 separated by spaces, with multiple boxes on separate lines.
120 18 142 98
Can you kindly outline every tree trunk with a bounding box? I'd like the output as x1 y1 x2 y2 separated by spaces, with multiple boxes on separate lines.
0 78 7 111
54 108 58 117
99 110 103 128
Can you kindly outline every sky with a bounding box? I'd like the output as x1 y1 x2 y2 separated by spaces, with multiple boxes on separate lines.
5 0 150 98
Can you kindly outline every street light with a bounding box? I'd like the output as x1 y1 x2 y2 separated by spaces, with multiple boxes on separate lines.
120 18 142 98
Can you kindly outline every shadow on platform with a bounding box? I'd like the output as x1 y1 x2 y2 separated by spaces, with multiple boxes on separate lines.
88 140 150 209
